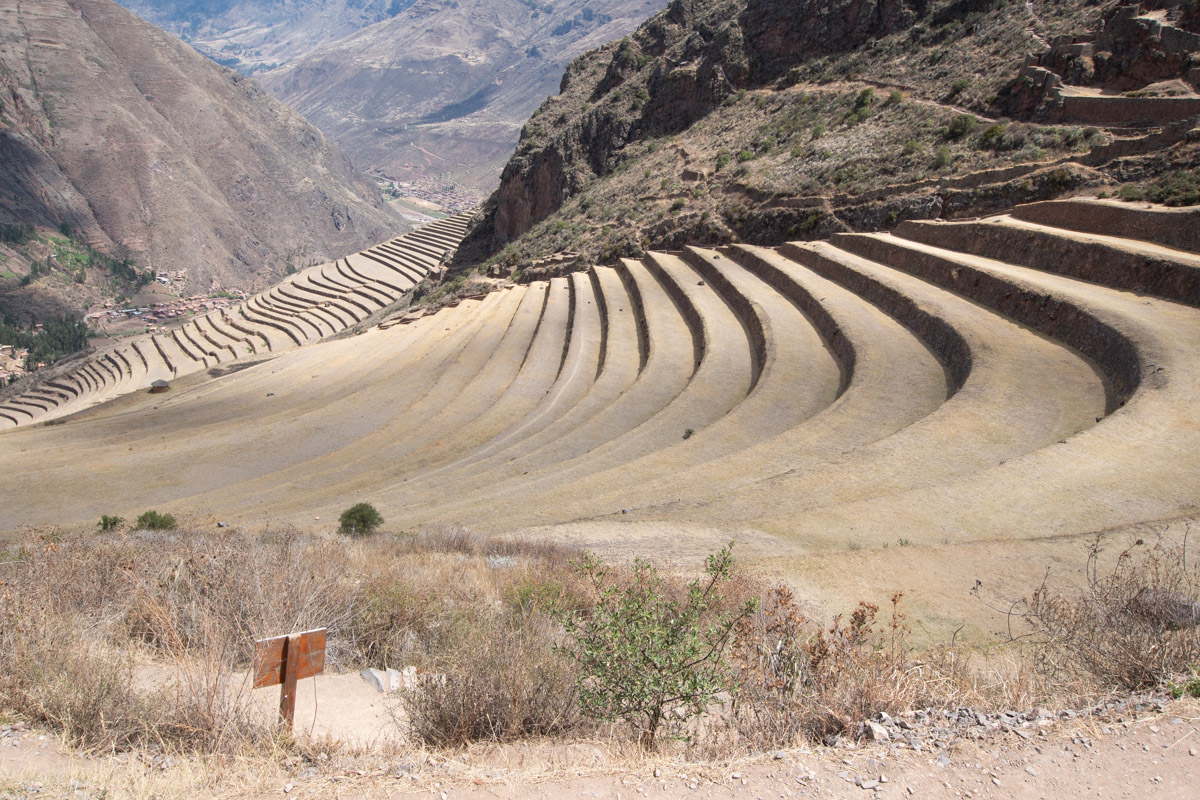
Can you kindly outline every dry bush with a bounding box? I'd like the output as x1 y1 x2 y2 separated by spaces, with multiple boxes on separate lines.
0 562 272 753
0 524 586 754
398 612 583 748
1021 531 1200 692
729 587 924 748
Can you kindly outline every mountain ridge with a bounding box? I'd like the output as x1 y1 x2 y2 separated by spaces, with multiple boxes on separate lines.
114 0 419 74
261 0 669 195
0 0 404 306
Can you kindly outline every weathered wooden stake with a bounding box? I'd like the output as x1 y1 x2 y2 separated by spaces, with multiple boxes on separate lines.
279 633 301 729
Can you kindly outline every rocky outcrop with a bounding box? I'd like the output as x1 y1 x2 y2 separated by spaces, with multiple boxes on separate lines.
1001 0 1200 122
472 0 929 251
738 0 927 83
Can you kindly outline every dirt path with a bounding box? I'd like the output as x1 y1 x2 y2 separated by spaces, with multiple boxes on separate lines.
2 697 1198 798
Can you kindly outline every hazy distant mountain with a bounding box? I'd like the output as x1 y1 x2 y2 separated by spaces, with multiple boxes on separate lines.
0 0 404 294
261 0 668 195
115 0 418 73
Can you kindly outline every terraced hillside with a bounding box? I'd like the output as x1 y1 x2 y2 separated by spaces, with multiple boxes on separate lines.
1 196 1197 629
0 213 471 428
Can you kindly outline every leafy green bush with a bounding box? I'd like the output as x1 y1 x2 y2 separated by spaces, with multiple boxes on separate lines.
554 543 756 748
338 502 384 537
943 114 978 141
134 511 176 531
97 515 123 532
1117 171 1200 207
933 144 952 169
715 150 732 170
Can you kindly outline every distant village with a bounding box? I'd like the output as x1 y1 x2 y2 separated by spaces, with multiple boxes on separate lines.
0 343 30 384
85 290 250 336
371 171 479 214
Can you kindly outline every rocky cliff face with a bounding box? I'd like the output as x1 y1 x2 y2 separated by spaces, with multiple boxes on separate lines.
260 0 667 195
476 0 927 249
453 0 1147 272
0 0 403 294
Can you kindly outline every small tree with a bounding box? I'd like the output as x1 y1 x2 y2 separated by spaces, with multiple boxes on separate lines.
338 502 383 537
555 543 756 748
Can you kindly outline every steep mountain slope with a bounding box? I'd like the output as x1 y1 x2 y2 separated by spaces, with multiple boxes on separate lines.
261 0 668 195
0 0 404 298
115 0 417 74
455 0 1197 268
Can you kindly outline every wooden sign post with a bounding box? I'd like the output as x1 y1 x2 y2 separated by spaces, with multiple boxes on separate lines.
253 628 326 730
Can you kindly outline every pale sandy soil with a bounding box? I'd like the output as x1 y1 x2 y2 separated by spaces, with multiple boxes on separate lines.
2 696 1197 799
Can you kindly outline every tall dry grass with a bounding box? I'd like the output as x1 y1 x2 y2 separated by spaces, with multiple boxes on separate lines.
3 522 1197 762
1020 531 1200 693
0 524 586 754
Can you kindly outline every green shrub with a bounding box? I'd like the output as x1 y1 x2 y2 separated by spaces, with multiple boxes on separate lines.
715 150 732 170
943 114 978 141
134 510 176 531
554 544 756 748
669 198 686 213
933 144 952 169
338 502 384 537
97 515 123 532
886 89 904 106
736 149 755 163
1119 171 1200 207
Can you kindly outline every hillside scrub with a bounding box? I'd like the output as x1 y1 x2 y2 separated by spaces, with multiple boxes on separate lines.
1 523 1196 758
475 83 1103 272
460 0 1116 269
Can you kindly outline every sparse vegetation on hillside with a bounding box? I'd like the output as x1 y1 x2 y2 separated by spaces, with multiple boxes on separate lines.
460 0 1126 272
1115 169 1200 207
1020 534 1200 691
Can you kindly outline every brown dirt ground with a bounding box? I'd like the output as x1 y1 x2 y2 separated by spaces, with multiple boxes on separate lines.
2 695 1198 799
